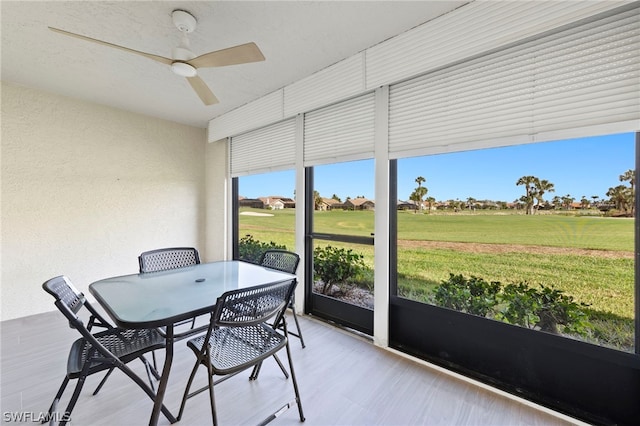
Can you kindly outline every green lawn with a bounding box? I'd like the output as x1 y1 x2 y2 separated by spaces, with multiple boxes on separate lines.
239 207 634 319
396 247 634 318
396 210 633 251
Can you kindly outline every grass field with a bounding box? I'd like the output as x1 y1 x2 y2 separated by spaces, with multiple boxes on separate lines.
239 207 634 320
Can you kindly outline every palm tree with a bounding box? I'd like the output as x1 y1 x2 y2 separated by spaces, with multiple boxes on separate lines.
562 194 575 210
410 187 427 214
580 196 590 210
607 185 631 213
313 190 322 210
516 175 538 215
619 169 635 216
413 176 427 212
619 169 635 190
535 179 555 213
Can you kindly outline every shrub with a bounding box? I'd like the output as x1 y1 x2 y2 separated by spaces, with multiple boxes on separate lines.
498 283 591 336
313 246 365 294
238 235 287 264
432 274 501 317
431 274 592 337
496 282 539 329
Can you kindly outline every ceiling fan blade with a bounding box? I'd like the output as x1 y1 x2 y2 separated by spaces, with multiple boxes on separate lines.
49 27 173 66
188 42 265 69
186 76 219 105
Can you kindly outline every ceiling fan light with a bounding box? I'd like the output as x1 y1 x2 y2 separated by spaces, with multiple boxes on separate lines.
171 61 197 77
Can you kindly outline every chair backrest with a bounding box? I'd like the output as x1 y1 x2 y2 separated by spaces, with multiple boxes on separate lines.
42 276 137 366
42 275 110 331
213 279 297 328
138 247 200 273
259 250 300 275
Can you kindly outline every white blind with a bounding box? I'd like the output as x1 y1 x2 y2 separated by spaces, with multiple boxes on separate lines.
388 5 640 159
230 118 296 177
208 90 284 143
304 93 376 166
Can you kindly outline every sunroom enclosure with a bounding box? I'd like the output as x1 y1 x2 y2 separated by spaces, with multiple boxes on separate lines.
217 3 640 424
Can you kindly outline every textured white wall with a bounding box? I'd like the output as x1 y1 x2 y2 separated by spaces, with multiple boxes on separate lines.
204 139 229 262
1 82 207 321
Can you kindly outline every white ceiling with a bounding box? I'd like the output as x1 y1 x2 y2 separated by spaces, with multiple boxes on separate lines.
1 1 468 128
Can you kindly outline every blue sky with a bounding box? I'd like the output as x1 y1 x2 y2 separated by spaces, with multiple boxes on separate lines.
239 132 635 203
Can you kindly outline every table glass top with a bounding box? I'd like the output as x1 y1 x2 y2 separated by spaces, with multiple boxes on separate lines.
89 261 295 328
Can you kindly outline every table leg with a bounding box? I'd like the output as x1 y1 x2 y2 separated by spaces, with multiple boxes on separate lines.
150 325 176 425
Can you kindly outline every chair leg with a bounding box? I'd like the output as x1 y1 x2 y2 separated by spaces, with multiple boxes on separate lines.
289 306 306 348
142 357 156 393
152 351 158 371
92 368 114 395
252 309 301 382
59 375 88 426
256 341 305 426
249 354 289 381
93 355 157 396
44 377 69 424
206 361 218 426
145 355 162 380
116 362 176 423
284 340 305 422
249 362 261 380
272 354 289 379
177 357 204 421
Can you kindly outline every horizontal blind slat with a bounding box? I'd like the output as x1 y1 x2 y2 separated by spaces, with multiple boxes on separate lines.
304 93 375 166
230 118 296 177
389 5 640 159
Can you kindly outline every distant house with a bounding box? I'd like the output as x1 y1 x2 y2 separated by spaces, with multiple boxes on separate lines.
397 200 418 211
318 197 342 211
344 197 375 211
569 202 582 210
261 197 285 210
279 197 296 209
259 196 296 210
238 197 265 209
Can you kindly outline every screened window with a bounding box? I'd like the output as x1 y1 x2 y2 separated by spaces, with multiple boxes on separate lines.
236 170 296 263
395 133 635 352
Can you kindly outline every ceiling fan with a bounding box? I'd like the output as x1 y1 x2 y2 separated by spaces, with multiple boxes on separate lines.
49 9 265 105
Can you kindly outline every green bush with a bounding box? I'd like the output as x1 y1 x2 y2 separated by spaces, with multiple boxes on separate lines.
431 274 592 337
238 235 287 264
498 283 591 336
313 245 365 295
432 274 501 317
496 283 538 329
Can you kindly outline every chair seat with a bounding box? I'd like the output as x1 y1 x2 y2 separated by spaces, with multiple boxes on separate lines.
187 324 286 376
68 328 165 377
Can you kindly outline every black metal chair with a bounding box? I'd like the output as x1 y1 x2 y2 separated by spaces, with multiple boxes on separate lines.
139 247 201 330
42 276 171 426
177 279 305 426
259 249 305 348
138 247 201 273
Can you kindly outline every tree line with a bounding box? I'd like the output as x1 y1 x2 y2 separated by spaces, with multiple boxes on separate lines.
409 169 636 216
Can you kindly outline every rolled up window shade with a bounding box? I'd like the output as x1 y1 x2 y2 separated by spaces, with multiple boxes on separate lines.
230 118 296 177
304 93 376 166
388 5 640 159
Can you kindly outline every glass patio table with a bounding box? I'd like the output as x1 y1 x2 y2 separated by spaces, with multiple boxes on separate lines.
89 260 296 426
